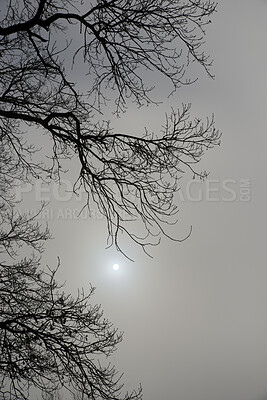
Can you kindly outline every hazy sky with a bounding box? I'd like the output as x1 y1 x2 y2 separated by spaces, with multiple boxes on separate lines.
19 1 267 400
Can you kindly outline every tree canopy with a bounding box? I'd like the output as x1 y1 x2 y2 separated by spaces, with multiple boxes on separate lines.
0 0 220 255
0 1 219 399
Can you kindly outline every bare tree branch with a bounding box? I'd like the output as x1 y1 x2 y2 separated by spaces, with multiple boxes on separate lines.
0 1 220 397
0 0 220 254
0 259 142 400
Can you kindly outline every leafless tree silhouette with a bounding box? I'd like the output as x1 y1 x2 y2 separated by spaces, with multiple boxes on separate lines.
0 260 142 400
1 0 220 398
0 0 220 255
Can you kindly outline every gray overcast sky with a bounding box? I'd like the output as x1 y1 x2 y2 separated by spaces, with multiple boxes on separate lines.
25 1 267 399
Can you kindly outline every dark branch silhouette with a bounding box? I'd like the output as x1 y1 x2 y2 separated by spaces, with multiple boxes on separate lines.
1 1 220 398
0 0 220 255
0 260 142 400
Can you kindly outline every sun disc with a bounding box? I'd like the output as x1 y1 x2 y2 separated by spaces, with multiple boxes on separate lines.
113 263 120 271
